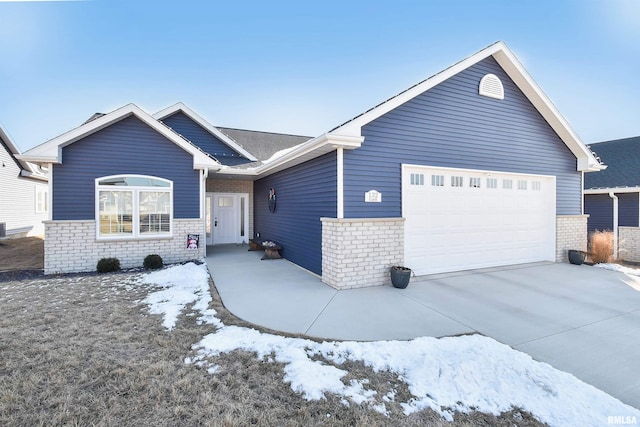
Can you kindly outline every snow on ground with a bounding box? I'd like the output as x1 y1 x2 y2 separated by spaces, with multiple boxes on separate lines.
139 262 640 426
139 262 220 330
595 263 640 276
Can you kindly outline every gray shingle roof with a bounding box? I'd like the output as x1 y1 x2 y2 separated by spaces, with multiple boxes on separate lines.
585 136 640 189
216 127 312 162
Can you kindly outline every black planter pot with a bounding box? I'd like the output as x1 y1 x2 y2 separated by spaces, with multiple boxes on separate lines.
568 250 587 265
390 266 412 289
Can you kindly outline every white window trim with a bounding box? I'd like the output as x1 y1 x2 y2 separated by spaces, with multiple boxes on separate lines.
35 186 48 214
95 174 173 241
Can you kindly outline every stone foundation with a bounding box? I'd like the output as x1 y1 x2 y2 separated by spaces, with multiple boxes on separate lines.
555 215 588 263
321 217 405 289
44 219 205 274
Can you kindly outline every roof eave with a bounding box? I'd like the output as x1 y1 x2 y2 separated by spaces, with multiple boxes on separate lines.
331 41 602 173
0 126 36 172
213 133 363 179
492 48 602 172
153 103 258 162
584 186 639 194
21 103 222 170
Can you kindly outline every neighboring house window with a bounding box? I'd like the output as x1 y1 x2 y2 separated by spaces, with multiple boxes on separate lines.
95 175 172 239
411 173 425 186
35 187 48 214
502 179 513 189
518 180 527 190
451 176 464 187
431 175 444 186
487 178 497 189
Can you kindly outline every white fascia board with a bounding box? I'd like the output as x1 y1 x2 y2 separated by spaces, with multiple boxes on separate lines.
332 41 603 173
491 48 603 172
20 103 221 170
584 187 640 194
255 133 363 175
212 133 363 178
333 42 505 137
0 126 35 173
153 102 258 162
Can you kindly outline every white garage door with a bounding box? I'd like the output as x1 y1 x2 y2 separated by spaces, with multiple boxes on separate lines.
403 165 556 276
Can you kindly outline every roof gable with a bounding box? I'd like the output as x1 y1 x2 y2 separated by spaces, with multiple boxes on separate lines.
331 41 603 172
0 126 47 181
19 104 221 170
153 103 257 162
585 136 640 190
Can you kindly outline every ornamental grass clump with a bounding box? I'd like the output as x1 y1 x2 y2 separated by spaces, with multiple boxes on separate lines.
589 230 614 264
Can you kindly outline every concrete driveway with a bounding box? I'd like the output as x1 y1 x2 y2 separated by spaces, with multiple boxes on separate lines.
206 245 640 409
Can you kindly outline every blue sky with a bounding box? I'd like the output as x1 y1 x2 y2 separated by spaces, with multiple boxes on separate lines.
1 0 638 151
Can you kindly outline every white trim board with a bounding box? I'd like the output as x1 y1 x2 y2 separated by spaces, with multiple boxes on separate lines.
19 104 221 171
331 41 603 173
153 102 258 162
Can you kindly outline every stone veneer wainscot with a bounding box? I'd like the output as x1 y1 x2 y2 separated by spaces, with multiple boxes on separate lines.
555 215 589 263
44 219 204 274
321 217 405 289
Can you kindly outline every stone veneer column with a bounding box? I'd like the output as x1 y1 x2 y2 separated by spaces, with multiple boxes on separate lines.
555 215 588 263
321 217 405 290
44 219 205 274
618 227 640 262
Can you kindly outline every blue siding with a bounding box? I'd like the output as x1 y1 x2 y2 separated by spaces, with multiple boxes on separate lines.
254 153 337 275
53 116 200 220
161 111 250 166
586 194 614 232
585 193 639 233
344 56 581 218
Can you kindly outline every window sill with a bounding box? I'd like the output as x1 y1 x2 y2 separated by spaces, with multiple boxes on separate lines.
96 234 173 242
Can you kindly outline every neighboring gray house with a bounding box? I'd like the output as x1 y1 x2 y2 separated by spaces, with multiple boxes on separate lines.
0 126 48 238
584 136 640 233
20 42 603 286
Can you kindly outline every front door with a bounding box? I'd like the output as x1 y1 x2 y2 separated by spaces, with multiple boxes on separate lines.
208 193 249 245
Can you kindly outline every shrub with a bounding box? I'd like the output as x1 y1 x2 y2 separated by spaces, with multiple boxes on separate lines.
96 257 121 273
589 230 614 264
143 254 163 270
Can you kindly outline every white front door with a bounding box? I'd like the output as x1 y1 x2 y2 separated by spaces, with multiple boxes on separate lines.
209 193 249 245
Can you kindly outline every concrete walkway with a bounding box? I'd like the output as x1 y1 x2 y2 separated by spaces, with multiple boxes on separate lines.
205 244 640 409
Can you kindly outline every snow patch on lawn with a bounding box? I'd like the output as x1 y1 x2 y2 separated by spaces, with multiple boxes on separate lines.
140 263 640 426
139 262 220 330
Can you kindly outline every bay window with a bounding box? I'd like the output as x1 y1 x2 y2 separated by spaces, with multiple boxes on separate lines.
96 175 172 239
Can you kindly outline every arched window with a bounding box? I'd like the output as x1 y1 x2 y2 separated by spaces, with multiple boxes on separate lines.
95 175 172 239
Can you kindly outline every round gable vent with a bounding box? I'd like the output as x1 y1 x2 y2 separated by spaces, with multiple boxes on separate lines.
479 74 504 100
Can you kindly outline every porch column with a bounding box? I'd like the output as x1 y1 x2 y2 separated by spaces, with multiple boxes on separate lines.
337 147 344 219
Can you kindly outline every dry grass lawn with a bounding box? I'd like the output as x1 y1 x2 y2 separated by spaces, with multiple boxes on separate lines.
0 237 44 271
0 269 544 426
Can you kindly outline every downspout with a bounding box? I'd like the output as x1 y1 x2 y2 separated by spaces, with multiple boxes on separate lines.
609 192 618 260
337 147 344 219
